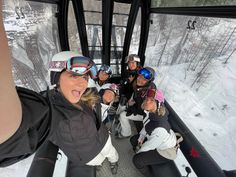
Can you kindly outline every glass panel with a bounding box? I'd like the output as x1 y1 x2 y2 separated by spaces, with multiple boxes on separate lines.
129 8 141 55
83 0 102 12
86 25 102 59
83 0 102 62
145 13 236 171
68 1 82 54
84 11 102 25
111 2 131 75
112 13 129 27
3 0 60 92
151 0 236 8
113 2 131 14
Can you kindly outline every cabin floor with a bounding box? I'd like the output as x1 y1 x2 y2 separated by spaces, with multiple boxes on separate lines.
52 120 195 177
52 120 144 177
97 121 143 177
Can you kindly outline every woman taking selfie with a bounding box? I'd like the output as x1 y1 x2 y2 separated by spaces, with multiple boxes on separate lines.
0 2 118 175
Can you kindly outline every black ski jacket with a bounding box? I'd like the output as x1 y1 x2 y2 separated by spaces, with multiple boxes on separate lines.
0 87 109 167
127 82 157 116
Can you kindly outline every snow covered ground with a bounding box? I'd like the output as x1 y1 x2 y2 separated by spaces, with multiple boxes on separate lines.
145 52 236 171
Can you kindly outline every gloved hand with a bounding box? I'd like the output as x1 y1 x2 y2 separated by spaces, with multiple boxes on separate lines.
126 106 137 116
108 106 117 116
128 99 135 106
119 95 127 106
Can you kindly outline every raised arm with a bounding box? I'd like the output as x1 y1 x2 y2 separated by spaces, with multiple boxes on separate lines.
0 1 22 144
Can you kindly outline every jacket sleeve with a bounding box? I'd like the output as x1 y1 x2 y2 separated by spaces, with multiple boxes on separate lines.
138 127 147 142
101 103 110 122
138 128 169 153
0 87 50 167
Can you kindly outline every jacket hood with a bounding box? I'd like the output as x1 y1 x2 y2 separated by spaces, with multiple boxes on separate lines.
148 112 169 122
144 111 171 134
49 88 82 110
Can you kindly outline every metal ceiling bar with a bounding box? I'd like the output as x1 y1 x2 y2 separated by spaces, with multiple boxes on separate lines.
72 0 89 57
102 0 114 65
138 0 151 67
57 0 70 51
150 6 236 19
121 0 141 78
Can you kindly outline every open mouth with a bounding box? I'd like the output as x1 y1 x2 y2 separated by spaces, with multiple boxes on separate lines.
72 90 81 99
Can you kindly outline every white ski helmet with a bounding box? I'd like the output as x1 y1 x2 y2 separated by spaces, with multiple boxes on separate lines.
125 54 140 63
49 51 80 85
49 51 80 72
99 64 113 77
107 83 119 96
49 51 98 85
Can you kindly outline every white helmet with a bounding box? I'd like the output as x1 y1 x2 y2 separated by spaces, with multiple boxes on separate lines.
101 83 119 96
49 51 99 85
125 54 140 63
49 51 80 72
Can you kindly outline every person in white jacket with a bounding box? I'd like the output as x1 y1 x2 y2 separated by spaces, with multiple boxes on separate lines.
88 64 112 92
130 89 177 177
99 83 119 123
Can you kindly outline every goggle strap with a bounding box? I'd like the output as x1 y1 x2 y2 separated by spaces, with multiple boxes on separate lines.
49 61 67 69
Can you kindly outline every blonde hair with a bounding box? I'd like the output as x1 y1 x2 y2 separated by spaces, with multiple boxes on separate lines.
144 100 166 116
77 88 100 109
157 104 166 116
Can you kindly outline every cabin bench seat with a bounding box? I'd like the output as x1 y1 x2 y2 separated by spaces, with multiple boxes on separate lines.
65 163 96 177
149 161 182 177
27 142 59 177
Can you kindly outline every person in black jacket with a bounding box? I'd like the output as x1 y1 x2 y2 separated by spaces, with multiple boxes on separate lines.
0 8 118 176
120 54 142 101
116 67 157 139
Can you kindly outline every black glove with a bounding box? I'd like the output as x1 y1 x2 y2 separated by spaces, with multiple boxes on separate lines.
126 106 137 116
108 106 117 116
119 95 127 106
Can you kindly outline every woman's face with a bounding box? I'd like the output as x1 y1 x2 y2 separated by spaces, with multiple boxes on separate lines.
102 89 115 104
143 97 157 112
98 71 109 81
59 70 88 104
128 61 137 71
136 74 149 86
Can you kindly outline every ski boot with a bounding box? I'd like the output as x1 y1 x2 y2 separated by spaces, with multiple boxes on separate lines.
110 162 118 175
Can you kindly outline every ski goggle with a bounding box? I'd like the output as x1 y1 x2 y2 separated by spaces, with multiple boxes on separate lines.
146 89 165 103
146 89 156 98
138 68 152 80
99 64 112 75
66 56 97 79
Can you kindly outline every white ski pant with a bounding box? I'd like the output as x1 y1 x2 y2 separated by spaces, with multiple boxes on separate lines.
86 135 119 166
119 111 143 137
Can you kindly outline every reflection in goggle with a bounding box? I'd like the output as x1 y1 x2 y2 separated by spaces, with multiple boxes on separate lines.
66 56 97 79
138 68 152 80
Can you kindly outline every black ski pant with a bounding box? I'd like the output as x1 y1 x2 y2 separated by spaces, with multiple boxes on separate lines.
66 161 96 177
130 135 171 177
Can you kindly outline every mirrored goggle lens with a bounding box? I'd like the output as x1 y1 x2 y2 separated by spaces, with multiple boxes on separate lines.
66 56 93 75
100 67 112 74
138 68 152 80
89 64 98 79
